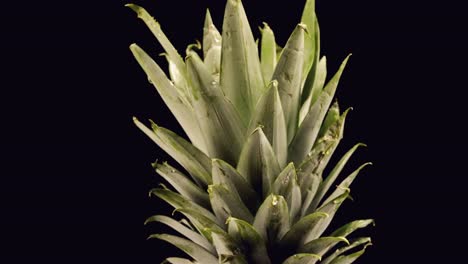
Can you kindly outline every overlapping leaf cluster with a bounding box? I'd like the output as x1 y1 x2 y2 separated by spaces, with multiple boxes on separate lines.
129 0 373 263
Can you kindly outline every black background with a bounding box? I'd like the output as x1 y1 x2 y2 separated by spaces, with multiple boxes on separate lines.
2 0 466 263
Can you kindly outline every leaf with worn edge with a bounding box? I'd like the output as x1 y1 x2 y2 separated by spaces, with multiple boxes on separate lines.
203 9 222 82
301 191 349 244
260 23 277 83
282 253 321 264
273 24 305 143
237 128 281 198
186 51 246 165
145 215 216 254
129 44 207 153
227 217 271 264
272 163 302 222
211 231 247 264
321 163 372 206
150 234 218 264
253 194 290 244
288 55 351 165
150 189 222 227
321 237 372 264
134 118 212 186
220 0 265 124
248 80 288 167
208 184 254 224
280 212 328 249
153 162 210 209
298 236 349 256
310 141 364 211
212 159 259 213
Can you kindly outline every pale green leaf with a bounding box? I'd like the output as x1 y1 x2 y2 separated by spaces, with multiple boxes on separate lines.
318 101 340 139
248 80 288 167
203 9 222 82
300 56 327 124
153 162 210 208
186 51 246 165
150 234 218 264
253 194 290 243
321 237 372 264
280 212 328 249
212 159 259 213
134 118 212 186
129 44 207 153
208 184 254 224
260 23 277 82
288 55 351 165
300 0 317 80
282 253 321 264
237 128 281 197
175 208 225 242
299 237 349 256
330 220 375 238
211 231 247 264
272 163 302 222
145 215 215 254
163 258 196 264
220 0 265 124
299 174 321 217
273 24 305 143
227 217 271 264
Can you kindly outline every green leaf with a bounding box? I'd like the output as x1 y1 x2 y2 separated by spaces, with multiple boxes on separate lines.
311 142 365 211
126 4 187 91
280 212 328 249
282 254 321 264
300 0 317 81
212 159 259 213
288 55 351 165
145 215 215 254
322 163 372 206
318 101 340 139
203 9 222 82
208 184 254 224
300 56 327 124
134 118 212 186
299 174 321 217
220 0 265 124
301 191 349 244
273 24 306 143
260 23 277 82
150 234 218 264
186 51 246 165
175 208 225 242
211 231 247 264
227 217 271 264
163 258 196 264
253 194 290 243
160 53 190 103
321 237 372 264
330 220 375 238
272 163 302 222
150 189 222 226
237 128 281 197
129 44 206 153
153 162 210 209
299 237 349 256
248 81 288 167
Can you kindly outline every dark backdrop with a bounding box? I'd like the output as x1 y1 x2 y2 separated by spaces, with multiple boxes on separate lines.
2 0 466 263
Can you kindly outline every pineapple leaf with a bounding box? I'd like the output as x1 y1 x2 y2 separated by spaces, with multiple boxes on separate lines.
321 163 372 206
220 0 265 124
330 220 375 238
227 217 272 264
145 215 216 254
280 211 328 249
300 175 322 217
211 231 247 264
160 53 189 97
288 55 351 165
203 9 222 82
318 101 340 140
260 22 277 82
175 208 225 242
302 191 350 243
300 0 318 82
273 24 305 143
150 188 222 226
248 80 288 167
282 253 321 264
321 237 372 264
134 118 212 186
253 194 290 243
208 184 254 224
149 234 218 264
298 236 349 256
300 56 327 124
237 128 281 197
311 143 365 210
129 44 206 153
126 4 187 89
272 163 302 222
212 159 259 213
153 162 210 209
163 257 196 264
186 51 246 165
